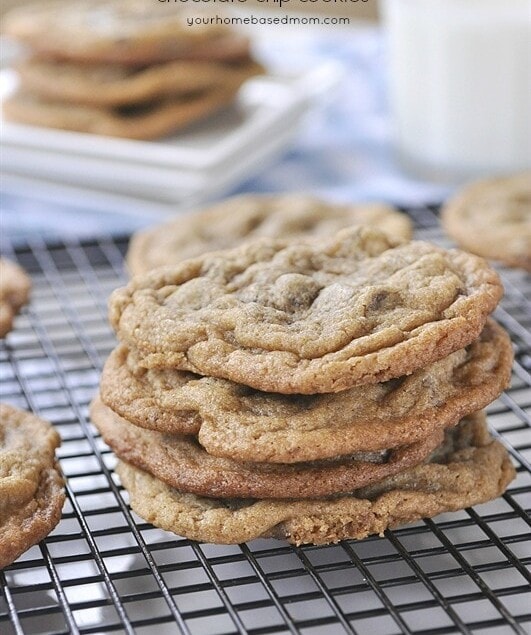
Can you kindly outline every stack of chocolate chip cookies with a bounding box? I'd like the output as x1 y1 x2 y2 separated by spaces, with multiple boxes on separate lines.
3 0 263 139
94 226 516 545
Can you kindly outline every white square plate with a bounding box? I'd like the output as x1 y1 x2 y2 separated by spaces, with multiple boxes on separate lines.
0 64 341 203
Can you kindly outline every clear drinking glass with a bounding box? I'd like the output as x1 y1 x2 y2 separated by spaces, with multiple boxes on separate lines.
381 0 531 181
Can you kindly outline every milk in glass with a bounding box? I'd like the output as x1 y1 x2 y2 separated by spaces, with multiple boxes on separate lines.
381 0 531 179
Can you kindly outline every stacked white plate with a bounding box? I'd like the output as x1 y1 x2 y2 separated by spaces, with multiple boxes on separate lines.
0 63 341 206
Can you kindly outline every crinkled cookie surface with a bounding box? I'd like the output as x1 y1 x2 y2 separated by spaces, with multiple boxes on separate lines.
0 462 65 569
116 412 516 545
110 227 503 394
126 194 414 275
100 320 512 462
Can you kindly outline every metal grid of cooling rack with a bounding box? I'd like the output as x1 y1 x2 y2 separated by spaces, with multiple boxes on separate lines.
0 206 530 635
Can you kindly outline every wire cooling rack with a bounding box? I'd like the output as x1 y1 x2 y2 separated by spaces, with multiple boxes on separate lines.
1 206 530 635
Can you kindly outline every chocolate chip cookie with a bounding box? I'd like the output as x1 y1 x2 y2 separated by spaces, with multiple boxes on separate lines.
3 0 250 66
100 320 512 462
3 85 240 140
0 403 60 509
0 404 65 569
91 397 445 499
0 258 31 338
15 58 264 107
441 172 531 271
126 194 413 276
110 227 503 394
116 412 515 545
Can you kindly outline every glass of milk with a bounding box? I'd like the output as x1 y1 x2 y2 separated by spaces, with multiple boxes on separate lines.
381 0 531 180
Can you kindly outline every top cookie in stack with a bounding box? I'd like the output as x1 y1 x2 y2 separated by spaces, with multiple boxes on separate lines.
94 221 515 545
111 226 503 394
3 0 263 139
